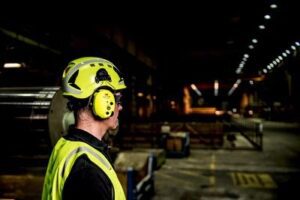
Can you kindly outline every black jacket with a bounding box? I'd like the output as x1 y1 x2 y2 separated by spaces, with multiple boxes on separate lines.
62 128 113 200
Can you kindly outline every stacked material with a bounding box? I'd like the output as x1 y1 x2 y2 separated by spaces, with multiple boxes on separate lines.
114 151 154 199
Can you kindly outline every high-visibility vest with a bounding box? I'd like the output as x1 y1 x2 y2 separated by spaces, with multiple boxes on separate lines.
42 137 126 200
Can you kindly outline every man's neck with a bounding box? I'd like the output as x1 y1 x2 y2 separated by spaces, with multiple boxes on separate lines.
76 120 107 141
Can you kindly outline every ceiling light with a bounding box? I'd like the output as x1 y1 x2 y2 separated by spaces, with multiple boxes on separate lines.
244 54 249 58
3 63 24 68
282 52 287 57
270 4 277 9
137 92 144 97
228 79 241 96
249 45 254 49
252 39 258 43
291 45 296 50
214 80 219 96
259 25 266 30
236 68 242 74
295 42 300 46
264 15 271 20
191 84 197 90
190 84 202 96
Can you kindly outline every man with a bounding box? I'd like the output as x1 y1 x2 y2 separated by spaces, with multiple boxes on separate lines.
42 57 126 200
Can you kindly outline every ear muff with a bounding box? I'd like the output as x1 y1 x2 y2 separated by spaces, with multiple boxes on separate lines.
92 89 115 119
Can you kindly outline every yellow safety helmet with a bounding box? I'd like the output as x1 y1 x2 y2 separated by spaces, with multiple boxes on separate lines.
62 57 126 99
62 57 126 119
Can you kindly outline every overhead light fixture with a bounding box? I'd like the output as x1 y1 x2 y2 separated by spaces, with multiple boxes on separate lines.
264 15 271 20
259 41 299 76
137 92 144 97
236 68 242 74
252 39 258 44
228 79 241 96
249 45 254 49
259 25 266 30
214 80 219 96
3 63 24 68
190 84 202 96
270 4 277 9
291 45 296 50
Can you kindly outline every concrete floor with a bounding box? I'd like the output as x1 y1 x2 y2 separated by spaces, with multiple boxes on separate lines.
0 120 299 200
153 121 300 200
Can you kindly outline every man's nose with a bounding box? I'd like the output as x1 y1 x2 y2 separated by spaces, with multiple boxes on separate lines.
117 104 123 111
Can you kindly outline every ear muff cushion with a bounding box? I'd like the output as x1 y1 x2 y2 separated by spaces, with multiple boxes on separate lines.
92 89 115 119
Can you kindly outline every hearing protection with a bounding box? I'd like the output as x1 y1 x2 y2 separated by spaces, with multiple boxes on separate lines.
92 88 116 119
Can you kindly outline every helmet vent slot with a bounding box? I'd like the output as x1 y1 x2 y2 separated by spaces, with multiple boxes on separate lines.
95 69 111 83
68 70 80 90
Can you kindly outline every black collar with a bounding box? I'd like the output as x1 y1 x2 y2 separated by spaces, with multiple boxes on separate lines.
64 127 109 152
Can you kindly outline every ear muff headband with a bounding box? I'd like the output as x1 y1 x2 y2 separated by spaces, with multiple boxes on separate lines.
92 89 115 119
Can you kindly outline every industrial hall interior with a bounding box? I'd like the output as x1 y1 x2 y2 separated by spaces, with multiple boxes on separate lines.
0 0 300 199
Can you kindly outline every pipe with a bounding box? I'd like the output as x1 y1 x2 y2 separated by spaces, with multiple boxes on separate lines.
0 87 60 151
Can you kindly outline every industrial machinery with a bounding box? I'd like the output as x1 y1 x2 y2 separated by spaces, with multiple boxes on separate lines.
0 87 74 155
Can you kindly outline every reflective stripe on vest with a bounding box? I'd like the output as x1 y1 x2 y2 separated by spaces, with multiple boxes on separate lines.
42 137 126 200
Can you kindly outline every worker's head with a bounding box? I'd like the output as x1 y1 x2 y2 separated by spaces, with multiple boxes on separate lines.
62 57 126 122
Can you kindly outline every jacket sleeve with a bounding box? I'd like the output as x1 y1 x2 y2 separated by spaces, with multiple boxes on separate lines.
62 154 113 200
